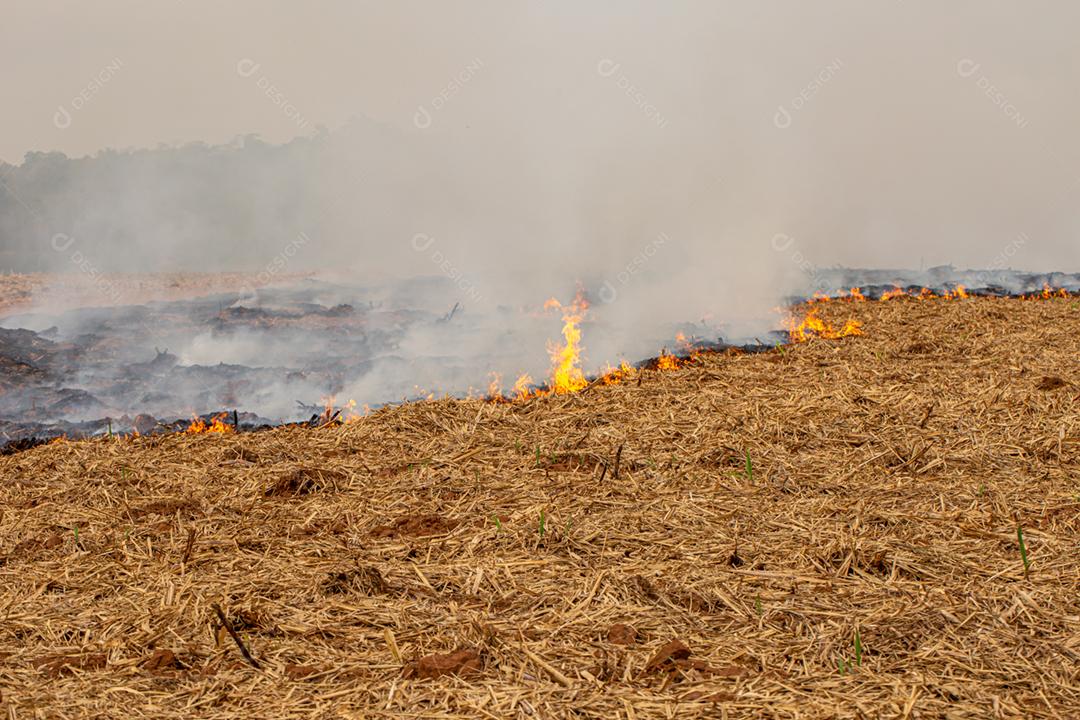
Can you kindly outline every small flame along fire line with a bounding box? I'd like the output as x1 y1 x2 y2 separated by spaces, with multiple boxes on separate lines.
185 413 234 434
493 290 699 400
787 306 863 343
808 282 1072 303
176 282 1075 438
483 290 593 401
788 283 1073 342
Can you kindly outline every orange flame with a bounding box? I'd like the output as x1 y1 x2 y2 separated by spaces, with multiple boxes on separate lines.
545 291 589 394
1032 283 1069 300
341 399 364 422
512 373 533 400
788 306 863 343
186 413 233 434
1016 284 1071 300
600 361 634 385
656 353 681 370
942 285 969 300
880 287 906 301
674 332 697 355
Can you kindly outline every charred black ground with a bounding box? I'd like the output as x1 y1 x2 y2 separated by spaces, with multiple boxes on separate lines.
2 269 1078 452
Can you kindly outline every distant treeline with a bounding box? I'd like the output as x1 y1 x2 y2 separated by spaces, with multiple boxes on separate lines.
0 115 448 274
0 131 338 273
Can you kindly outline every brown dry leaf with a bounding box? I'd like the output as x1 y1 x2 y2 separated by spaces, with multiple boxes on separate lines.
403 648 481 679
141 649 183 673
284 663 321 680
607 623 637 646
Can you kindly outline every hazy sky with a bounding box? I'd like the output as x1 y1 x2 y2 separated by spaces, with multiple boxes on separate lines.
5 2 1075 160
3 1 1079 274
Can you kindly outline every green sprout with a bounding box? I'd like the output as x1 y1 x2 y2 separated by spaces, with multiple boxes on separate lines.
744 452 753 483
1017 525 1030 578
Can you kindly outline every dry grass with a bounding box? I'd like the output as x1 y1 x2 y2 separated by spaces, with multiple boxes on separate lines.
1 296 1078 718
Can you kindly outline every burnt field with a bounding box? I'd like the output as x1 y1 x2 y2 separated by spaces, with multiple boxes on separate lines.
2 268 1079 453
0 295 1077 718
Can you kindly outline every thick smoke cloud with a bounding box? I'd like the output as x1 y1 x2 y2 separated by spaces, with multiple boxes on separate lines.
1 1 1078 415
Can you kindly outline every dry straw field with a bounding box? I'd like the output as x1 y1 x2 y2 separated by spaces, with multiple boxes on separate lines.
1 296 1078 718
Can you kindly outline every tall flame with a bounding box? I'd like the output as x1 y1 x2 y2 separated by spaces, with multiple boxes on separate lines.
544 291 589 394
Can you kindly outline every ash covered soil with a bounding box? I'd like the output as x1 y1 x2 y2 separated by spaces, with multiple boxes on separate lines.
1 296 1078 718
